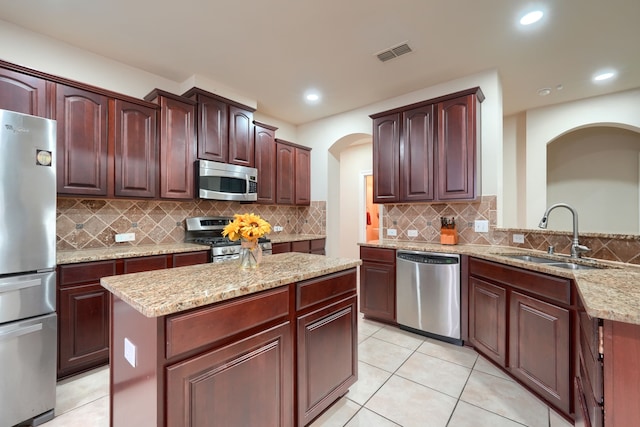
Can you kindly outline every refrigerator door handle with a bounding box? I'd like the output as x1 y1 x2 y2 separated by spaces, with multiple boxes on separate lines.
0 278 42 294
0 323 43 341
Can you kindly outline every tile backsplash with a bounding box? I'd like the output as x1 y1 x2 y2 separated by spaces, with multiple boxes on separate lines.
56 197 326 251
381 195 640 265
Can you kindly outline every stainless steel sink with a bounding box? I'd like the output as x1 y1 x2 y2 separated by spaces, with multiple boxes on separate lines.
499 254 605 270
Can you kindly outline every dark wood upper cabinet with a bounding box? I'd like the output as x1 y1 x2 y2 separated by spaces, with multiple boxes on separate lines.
145 89 197 199
55 83 109 196
0 66 48 117
183 87 255 166
437 94 478 200
113 99 158 198
402 105 435 201
275 139 311 206
228 105 254 167
295 146 311 206
372 113 400 203
371 87 483 203
254 121 278 204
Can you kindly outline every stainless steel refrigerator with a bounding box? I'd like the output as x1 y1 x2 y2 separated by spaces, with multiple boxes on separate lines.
0 109 57 427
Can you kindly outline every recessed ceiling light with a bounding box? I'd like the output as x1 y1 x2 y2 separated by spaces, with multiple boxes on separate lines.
306 93 319 101
593 71 616 82
520 10 544 26
304 90 321 104
537 87 552 96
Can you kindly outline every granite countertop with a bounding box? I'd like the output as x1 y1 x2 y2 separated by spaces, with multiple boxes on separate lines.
360 240 640 325
100 252 360 318
269 234 326 243
57 242 211 265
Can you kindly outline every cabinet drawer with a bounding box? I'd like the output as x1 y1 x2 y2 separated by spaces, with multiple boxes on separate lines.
272 242 291 254
172 251 209 267
360 246 395 264
291 240 310 253
310 238 326 251
296 269 357 312
59 261 117 286
579 305 601 360
578 354 604 427
123 255 168 273
469 258 570 305
580 328 604 404
165 286 290 359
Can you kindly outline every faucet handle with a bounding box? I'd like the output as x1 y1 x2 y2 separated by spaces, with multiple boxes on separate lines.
573 244 590 258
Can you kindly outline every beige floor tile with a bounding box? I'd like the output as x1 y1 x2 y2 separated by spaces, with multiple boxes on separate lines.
472 355 514 381
550 408 573 427
395 352 472 398
358 337 414 373
460 370 549 427
54 366 109 415
416 338 479 368
41 396 108 427
448 401 527 426
371 326 425 350
358 317 385 338
309 396 361 427
346 362 393 405
345 407 400 426
365 375 457 427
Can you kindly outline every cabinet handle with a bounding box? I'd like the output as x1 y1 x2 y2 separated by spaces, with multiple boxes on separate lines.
598 322 604 358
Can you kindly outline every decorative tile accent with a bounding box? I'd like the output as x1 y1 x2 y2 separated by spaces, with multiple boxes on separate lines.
56 198 326 251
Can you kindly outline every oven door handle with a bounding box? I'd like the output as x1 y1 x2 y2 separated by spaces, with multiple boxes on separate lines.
0 323 43 341
0 278 42 294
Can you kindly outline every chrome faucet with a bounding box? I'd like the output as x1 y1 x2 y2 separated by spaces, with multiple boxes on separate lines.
538 203 590 258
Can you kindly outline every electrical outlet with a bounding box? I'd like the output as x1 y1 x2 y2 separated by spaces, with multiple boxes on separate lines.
407 229 418 237
273 225 283 232
513 234 525 244
115 233 135 242
387 228 397 236
474 220 489 232
124 337 136 368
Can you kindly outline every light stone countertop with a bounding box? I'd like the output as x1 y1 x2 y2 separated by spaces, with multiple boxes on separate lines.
360 240 640 325
269 234 325 243
57 243 211 265
100 252 361 318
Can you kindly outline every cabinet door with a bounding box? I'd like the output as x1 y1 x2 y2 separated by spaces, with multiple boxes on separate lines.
509 291 570 414
254 124 277 204
0 67 47 116
58 283 110 378
55 84 109 196
114 100 158 198
372 113 400 203
402 105 435 201
436 94 477 200
228 105 254 167
123 255 168 273
172 251 210 267
291 240 310 253
295 147 311 206
360 260 396 322
196 94 228 162
297 296 357 426
468 277 507 366
276 142 295 204
159 95 196 199
272 242 291 254
166 322 293 427
310 238 326 255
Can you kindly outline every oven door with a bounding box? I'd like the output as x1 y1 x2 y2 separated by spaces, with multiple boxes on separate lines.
198 160 257 201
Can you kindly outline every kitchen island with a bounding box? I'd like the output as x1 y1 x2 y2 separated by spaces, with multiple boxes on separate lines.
101 252 361 427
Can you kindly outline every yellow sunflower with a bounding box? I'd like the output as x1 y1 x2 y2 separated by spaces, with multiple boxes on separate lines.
222 213 271 242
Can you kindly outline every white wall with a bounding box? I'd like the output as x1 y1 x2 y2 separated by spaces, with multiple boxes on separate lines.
298 69 503 256
522 89 640 228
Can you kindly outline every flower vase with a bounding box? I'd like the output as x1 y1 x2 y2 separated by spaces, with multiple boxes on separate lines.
239 239 262 269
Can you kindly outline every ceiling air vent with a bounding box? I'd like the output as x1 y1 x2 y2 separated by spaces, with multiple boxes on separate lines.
376 42 412 62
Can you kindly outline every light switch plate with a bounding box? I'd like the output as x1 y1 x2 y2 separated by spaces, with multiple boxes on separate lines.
513 234 525 244
273 225 283 232
124 337 136 368
474 220 489 232
407 229 418 237
387 228 397 236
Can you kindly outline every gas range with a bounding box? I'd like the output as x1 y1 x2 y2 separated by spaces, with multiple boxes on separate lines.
185 216 272 263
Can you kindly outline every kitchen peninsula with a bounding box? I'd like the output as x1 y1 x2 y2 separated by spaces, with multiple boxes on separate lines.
101 252 361 427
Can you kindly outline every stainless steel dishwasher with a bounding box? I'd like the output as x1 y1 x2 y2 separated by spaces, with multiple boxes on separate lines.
396 250 462 345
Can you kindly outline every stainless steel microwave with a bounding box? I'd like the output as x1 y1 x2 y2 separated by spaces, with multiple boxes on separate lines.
197 160 258 201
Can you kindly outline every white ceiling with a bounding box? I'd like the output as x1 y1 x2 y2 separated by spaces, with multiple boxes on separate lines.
0 0 638 125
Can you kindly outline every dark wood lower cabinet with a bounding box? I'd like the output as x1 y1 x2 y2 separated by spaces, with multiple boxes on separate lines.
509 291 570 414
468 277 507 366
359 247 396 323
166 322 293 427
58 283 110 379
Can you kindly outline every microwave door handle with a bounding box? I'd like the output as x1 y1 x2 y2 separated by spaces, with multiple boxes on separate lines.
245 174 250 196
